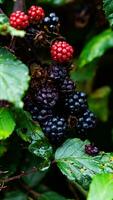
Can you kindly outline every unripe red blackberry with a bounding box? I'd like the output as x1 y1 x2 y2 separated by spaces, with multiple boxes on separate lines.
9 11 29 30
28 5 45 23
51 41 74 63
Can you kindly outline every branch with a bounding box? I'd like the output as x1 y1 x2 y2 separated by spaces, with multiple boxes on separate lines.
0 8 4 14
0 167 38 184
13 0 25 12
21 183 40 199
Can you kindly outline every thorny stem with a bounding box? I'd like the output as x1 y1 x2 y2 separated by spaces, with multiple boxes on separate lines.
0 167 38 184
0 8 4 14
8 0 25 51
21 183 41 199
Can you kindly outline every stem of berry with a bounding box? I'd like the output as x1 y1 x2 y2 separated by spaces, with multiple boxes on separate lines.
0 8 4 14
13 0 25 12
8 36 16 53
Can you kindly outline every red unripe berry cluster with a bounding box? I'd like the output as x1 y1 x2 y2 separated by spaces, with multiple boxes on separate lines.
51 41 74 63
9 11 29 30
9 5 45 30
28 5 45 23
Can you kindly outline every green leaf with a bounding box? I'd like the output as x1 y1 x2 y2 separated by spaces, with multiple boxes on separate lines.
39 191 67 200
88 86 111 122
0 108 15 140
55 138 113 190
103 0 113 28
70 62 96 82
15 109 53 171
21 152 47 187
0 141 7 156
37 0 73 6
87 174 113 200
0 0 5 3
3 190 27 200
0 48 30 108
15 109 44 142
0 14 25 37
0 14 8 24
78 29 113 68
29 139 53 171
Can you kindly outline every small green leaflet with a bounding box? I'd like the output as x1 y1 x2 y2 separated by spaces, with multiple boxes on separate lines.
88 86 111 122
103 0 113 28
0 48 30 108
55 138 113 190
0 108 15 140
87 174 113 200
78 29 113 68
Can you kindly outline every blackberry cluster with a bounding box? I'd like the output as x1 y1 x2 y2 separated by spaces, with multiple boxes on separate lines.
24 61 96 144
43 12 60 33
21 5 96 145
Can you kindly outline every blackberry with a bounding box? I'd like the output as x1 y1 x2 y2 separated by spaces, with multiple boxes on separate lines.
51 41 74 63
9 11 29 30
43 12 60 33
60 77 76 93
37 108 52 123
65 91 88 114
76 110 96 134
48 63 67 81
42 116 67 143
34 84 58 108
85 144 99 156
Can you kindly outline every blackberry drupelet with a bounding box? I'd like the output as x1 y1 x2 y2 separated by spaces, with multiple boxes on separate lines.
85 144 99 156
37 108 53 123
43 12 60 33
60 77 76 93
48 63 67 81
42 116 67 143
64 91 88 114
76 110 96 134
34 84 59 108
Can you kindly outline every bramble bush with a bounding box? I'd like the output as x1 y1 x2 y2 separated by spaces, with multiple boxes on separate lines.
0 0 113 199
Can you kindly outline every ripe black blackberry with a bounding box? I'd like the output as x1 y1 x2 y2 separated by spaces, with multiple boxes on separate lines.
43 12 60 33
76 110 96 134
85 144 99 156
59 77 76 93
64 91 88 115
34 84 59 108
48 63 67 82
42 116 67 143
37 108 53 123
